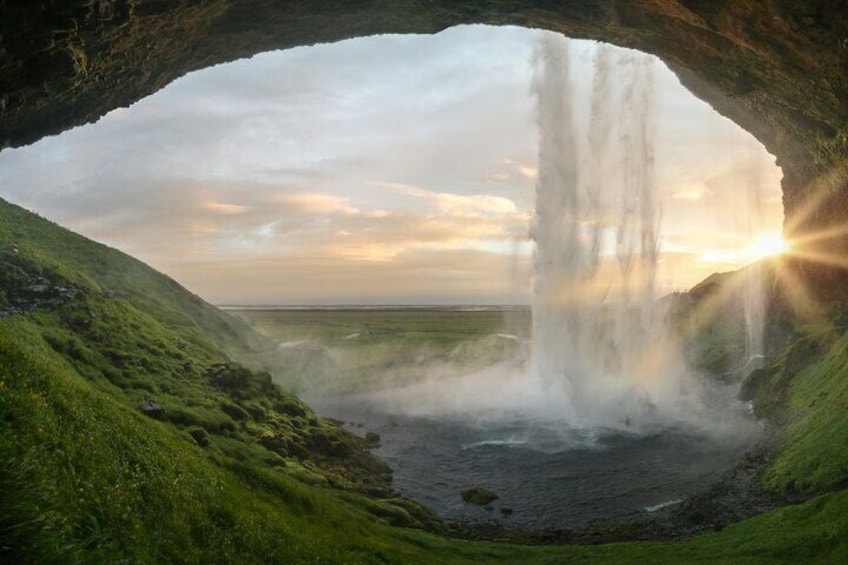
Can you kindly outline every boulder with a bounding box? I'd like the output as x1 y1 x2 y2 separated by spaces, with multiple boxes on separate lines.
139 399 165 419
364 431 381 447
461 487 498 506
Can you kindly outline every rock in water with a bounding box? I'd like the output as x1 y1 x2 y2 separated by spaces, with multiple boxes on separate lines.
364 431 381 447
461 487 498 506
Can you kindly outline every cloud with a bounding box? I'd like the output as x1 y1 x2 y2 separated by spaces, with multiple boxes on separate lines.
0 25 784 304
671 186 710 202
374 182 520 216
274 192 360 215
203 202 254 215
166 247 532 305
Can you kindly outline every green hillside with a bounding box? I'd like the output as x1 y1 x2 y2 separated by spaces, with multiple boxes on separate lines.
0 198 266 356
1 197 847 563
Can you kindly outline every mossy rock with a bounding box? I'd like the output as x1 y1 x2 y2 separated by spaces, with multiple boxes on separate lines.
187 426 210 447
277 400 308 418
363 499 416 527
220 401 249 421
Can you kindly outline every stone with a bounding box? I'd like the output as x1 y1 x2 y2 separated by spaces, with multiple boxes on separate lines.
139 399 165 419
187 426 210 447
461 487 498 506
364 431 381 447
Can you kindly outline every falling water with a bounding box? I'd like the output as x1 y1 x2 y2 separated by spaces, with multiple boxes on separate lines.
744 140 766 369
531 35 675 428
305 34 764 531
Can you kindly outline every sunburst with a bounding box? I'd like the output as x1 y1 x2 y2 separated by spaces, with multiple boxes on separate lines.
743 161 848 335
747 232 788 261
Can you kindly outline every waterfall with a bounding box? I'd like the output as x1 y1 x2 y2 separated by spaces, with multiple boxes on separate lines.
744 140 766 369
531 35 674 428
530 34 581 412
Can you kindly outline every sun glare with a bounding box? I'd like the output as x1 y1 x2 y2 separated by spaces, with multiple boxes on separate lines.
747 232 788 260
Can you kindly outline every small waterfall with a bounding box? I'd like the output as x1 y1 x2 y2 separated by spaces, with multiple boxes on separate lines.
531 35 675 428
743 140 766 369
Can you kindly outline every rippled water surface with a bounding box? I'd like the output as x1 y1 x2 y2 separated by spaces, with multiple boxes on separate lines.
310 391 760 530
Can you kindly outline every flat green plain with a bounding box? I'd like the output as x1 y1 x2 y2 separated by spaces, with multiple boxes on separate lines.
230 307 530 392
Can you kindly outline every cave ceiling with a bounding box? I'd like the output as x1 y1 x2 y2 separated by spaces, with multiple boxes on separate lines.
1 1 846 239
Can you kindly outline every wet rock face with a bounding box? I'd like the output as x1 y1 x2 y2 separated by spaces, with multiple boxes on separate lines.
1 1 846 243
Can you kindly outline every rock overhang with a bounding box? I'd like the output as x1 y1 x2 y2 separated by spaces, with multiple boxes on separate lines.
1 1 846 247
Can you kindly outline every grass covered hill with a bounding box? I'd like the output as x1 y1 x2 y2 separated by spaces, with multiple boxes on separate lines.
1 196 848 563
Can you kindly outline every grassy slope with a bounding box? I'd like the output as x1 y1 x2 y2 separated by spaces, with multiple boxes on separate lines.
1 197 847 563
3 315 847 565
0 198 266 357
763 330 848 494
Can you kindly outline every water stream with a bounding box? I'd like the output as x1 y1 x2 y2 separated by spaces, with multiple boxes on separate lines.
531 35 684 429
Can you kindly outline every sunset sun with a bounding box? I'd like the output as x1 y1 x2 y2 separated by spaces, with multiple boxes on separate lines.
747 232 788 261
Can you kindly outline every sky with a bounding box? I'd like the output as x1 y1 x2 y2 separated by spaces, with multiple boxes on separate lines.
0 25 783 305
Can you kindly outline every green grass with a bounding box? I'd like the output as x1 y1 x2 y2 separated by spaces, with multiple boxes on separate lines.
232 308 529 391
764 330 848 494
234 308 527 342
0 198 268 357
3 319 848 563
2 196 848 562
0 321 348 563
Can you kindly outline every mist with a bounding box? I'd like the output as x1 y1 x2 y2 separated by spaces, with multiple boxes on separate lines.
196 29 770 529
289 35 766 448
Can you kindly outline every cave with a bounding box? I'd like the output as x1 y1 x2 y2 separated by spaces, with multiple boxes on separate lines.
2 1 847 256
0 0 848 561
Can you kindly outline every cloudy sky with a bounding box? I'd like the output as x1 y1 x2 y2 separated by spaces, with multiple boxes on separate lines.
0 26 782 305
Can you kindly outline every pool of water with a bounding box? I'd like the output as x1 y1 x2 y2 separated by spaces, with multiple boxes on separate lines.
308 386 760 530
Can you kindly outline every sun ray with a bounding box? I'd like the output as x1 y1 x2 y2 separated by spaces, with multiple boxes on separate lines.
784 247 848 271
674 266 756 345
783 161 848 238
773 259 831 329
785 222 848 249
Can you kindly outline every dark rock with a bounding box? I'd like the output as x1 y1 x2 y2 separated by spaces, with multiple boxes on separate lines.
461 487 498 506
309 430 352 457
244 403 265 421
364 431 381 447
285 440 309 460
258 433 287 455
220 401 248 421
278 401 307 418
187 426 210 447
139 399 165 419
